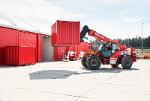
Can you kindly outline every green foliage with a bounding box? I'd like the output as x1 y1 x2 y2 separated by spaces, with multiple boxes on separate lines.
116 36 150 49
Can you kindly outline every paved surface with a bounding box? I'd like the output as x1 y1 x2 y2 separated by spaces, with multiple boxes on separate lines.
0 59 150 101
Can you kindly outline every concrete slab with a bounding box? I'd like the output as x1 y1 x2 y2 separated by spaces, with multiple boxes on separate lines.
0 60 150 101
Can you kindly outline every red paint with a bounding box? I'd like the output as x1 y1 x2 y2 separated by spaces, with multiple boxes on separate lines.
0 27 18 47
54 47 67 61
67 45 79 60
131 48 137 62
110 51 121 58
5 46 36 65
74 45 79 59
52 20 80 46
37 34 42 62
0 26 43 66
88 29 126 50
0 47 4 65
19 32 43 63
79 42 91 53
65 42 91 60
18 31 37 47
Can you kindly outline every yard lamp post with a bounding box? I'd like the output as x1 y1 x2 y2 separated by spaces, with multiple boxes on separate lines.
141 23 144 50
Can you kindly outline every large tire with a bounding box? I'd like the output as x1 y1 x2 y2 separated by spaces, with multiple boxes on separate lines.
121 56 133 69
111 64 119 68
86 55 101 70
81 56 88 68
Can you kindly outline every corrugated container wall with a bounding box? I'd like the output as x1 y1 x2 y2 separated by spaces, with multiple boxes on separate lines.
0 47 4 65
53 42 91 61
79 42 91 53
54 47 67 61
67 45 79 60
0 27 18 47
0 26 17 65
52 20 80 46
0 26 42 66
5 46 36 65
18 31 37 47
66 42 91 60
37 34 42 62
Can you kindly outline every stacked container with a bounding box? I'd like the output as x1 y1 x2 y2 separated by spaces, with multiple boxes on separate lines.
54 47 67 61
79 42 91 53
67 42 91 60
52 20 80 46
52 20 80 61
67 45 79 60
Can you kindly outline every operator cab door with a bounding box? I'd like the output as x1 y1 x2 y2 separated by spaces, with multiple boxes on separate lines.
111 43 120 54
101 43 112 58
101 43 119 58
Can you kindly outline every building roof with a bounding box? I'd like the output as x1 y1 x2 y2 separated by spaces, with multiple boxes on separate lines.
0 14 49 35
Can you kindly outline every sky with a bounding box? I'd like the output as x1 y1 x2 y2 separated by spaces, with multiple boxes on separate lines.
0 0 150 39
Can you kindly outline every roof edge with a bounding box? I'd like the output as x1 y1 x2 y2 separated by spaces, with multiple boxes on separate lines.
0 24 49 35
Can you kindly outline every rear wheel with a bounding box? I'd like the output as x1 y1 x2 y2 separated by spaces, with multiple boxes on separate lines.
86 55 101 70
111 64 119 68
121 56 133 69
81 56 88 68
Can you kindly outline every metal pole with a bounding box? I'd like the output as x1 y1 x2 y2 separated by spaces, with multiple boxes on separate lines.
141 23 144 49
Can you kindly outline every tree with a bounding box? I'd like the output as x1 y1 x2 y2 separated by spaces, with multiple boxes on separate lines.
116 36 150 49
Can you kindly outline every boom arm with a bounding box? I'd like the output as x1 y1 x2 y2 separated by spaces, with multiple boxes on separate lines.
80 25 126 50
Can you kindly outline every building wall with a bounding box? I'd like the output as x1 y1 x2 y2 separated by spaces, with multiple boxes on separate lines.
0 26 43 65
42 36 54 62
18 31 37 47
0 26 18 47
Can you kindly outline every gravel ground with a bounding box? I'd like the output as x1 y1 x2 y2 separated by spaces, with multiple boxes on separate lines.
0 59 150 101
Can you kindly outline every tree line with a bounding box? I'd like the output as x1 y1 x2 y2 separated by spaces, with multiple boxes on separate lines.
116 36 150 49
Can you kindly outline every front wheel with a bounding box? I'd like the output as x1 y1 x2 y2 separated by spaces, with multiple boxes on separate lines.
86 55 101 70
81 56 88 68
121 56 133 69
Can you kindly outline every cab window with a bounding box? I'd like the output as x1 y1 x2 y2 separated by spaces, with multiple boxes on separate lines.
112 44 120 53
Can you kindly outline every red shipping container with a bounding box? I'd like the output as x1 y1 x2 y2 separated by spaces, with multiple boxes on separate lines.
5 46 36 65
0 27 18 47
54 47 67 61
52 20 80 46
0 47 5 65
0 26 38 47
79 42 91 53
37 34 42 62
67 45 79 60
0 26 43 65
18 31 43 63
74 45 79 59
18 31 37 47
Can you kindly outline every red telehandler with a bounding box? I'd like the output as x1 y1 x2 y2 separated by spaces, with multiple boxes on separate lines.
80 25 137 70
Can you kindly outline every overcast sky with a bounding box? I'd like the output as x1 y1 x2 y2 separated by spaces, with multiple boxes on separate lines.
0 0 150 39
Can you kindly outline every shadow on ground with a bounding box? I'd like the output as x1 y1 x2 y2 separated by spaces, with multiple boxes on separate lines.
29 67 139 80
29 70 77 80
